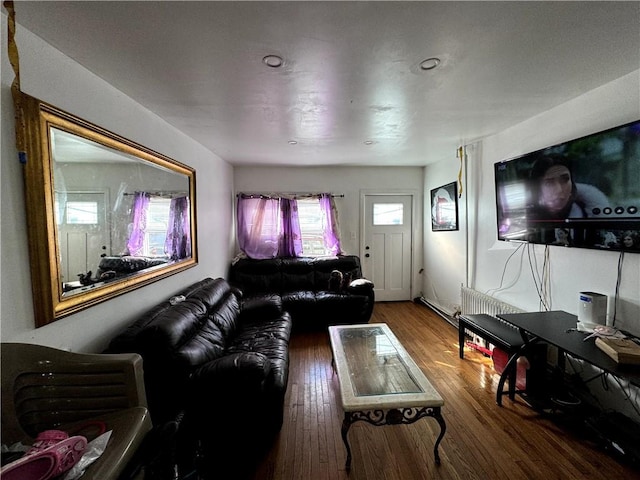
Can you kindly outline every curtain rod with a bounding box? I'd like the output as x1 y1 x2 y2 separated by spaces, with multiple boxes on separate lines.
237 192 344 200
124 191 188 198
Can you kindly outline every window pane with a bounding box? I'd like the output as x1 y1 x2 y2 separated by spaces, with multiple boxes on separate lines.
144 198 171 256
66 201 98 224
298 199 329 256
147 199 171 230
373 203 403 225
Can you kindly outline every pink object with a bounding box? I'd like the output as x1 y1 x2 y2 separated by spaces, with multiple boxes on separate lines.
1 432 87 480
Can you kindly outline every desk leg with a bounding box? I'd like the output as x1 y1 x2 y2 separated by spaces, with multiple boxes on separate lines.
496 338 540 406
459 324 466 359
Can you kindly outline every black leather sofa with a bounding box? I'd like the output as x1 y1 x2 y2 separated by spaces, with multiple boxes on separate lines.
106 277 292 477
228 255 375 331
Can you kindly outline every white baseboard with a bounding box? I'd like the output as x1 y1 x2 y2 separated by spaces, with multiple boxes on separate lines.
417 297 458 328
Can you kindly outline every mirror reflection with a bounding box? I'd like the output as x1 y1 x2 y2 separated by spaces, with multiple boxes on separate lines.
51 128 192 296
19 92 197 327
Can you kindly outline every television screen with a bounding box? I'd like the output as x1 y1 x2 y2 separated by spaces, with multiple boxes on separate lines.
495 120 640 252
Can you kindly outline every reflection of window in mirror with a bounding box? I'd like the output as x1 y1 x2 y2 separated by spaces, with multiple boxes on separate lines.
66 201 98 224
145 198 171 257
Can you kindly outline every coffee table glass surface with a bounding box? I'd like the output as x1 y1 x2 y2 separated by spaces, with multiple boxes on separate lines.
329 323 443 411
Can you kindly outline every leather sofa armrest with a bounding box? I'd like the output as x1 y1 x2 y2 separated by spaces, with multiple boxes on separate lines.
239 296 283 323
192 352 272 386
348 278 374 295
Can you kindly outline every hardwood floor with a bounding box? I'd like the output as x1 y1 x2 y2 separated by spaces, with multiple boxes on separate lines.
251 302 640 480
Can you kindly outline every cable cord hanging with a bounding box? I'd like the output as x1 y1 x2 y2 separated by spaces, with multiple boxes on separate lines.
456 146 465 199
4 1 27 163
613 250 625 327
485 242 525 297
527 243 551 311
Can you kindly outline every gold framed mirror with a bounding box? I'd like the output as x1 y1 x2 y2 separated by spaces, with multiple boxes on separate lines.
19 92 197 327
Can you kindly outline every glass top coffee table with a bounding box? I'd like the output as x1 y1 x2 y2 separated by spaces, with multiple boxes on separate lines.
328 323 446 471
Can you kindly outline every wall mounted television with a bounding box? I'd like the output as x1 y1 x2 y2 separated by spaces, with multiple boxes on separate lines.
495 120 640 253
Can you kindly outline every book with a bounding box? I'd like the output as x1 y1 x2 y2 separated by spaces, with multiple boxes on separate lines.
595 337 640 365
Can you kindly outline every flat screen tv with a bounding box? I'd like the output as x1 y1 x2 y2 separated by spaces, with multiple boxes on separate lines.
495 120 640 253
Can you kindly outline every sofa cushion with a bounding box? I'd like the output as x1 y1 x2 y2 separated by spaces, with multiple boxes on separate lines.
228 325 290 391
229 258 282 295
315 291 372 323
174 319 226 368
281 257 315 292
191 352 272 389
105 278 219 354
139 298 208 357
208 291 241 342
281 291 318 324
188 277 238 311
239 295 283 323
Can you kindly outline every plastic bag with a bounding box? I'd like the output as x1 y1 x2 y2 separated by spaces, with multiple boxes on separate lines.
63 430 112 480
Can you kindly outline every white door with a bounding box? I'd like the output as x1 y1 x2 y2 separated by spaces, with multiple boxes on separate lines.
362 195 412 301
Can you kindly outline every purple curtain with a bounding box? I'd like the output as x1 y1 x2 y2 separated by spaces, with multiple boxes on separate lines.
279 198 303 257
237 193 340 258
237 196 281 259
126 192 150 256
319 193 342 255
164 196 191 260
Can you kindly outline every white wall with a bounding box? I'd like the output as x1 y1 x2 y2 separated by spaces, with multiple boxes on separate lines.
424 71 640 333
1 16 234 352
422 154 470 314
234 166 424 299
478 71 639 334
424 71 640 420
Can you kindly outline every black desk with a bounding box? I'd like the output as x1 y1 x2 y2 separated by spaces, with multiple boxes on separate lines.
495 310 640 406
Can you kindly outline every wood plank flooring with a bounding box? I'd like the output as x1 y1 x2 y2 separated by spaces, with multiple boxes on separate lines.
251 302 640 480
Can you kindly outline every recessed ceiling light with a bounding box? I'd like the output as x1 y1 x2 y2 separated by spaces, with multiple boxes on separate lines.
288 140 298 145
263 55 284 68
364 140 374 145
419 57 441 71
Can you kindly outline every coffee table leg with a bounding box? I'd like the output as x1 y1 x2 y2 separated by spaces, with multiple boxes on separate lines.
342 413 353 471
432 408 447 465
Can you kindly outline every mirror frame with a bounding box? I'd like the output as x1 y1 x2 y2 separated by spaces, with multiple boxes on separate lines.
19 92 198 327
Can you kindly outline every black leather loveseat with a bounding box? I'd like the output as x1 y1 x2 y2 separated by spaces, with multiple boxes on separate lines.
106 277 292 477
228 255 374 331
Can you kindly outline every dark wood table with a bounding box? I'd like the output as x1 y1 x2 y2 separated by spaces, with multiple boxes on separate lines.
495 310 640 405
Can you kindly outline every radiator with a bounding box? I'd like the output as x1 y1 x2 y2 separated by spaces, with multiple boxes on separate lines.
460 286 525 351
461 286 525 317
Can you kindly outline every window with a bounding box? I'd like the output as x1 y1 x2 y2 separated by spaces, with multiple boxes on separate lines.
236 193 342 259
144 198 171 256
373 203 403 225
65 201 98 225
298 198 330 256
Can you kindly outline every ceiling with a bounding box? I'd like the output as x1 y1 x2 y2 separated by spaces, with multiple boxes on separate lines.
11 1 640 167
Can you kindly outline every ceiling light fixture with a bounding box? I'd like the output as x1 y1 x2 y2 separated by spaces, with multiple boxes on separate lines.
288 140 298 145
263 55 284 68
419 57 441 71
364 140 374 145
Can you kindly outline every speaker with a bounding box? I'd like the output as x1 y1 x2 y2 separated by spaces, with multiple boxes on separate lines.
578 292 608 326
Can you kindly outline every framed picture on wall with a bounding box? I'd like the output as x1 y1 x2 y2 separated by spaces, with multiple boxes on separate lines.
430 182 459 231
